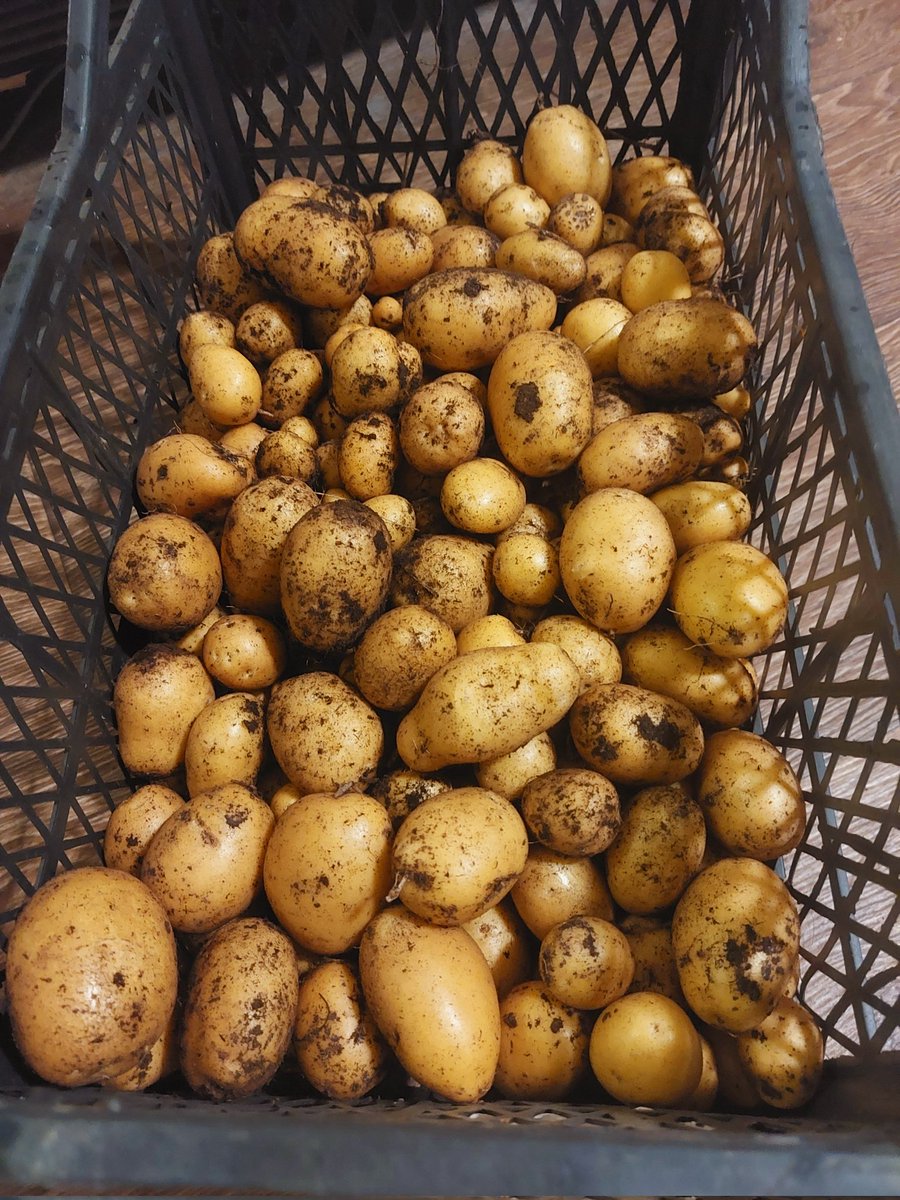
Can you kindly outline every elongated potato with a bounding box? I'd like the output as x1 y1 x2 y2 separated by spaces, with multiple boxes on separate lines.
523 105 612 207
609 155 695 225
463 900 535 1000
455 139 524 215
605 784 706 914
104 784 186 876
396 643 581 772
402 268 557 370
577 413 704 495
183 692 266 797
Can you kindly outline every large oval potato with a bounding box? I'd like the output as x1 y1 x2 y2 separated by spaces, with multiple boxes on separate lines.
577 413 704 495
136 434 254 519
487 330 594 476
605 783 706 914
523 104 612 207
396 643 581 772
494 228 587 294
402 269 557 370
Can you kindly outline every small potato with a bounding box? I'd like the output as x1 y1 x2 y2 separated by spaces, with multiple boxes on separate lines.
496 502 561 544
366 226 435 296
295 961 389 1101
219 421 268 459
696 729 806 861
189 344 262 427
605 784 706 914
441 458 526 535
113 645 215 776
622 624 758 729
621 917 685 1005
560 297 633 377
141 783 275 933
600 212 635 245
370 769 451 828
371 294 403 331
104 1006 179 1093
331 325 422 417
540 916 634 1009
396 643 580 773
523 105 612 207
430 225 499 272
492 533 560 607
510 845 613 940
104 784 186 877
184 692 265 797
202 614 286 690
463 901 535 1000
316 441 342 490
438 370 487 405
383 187 447 235
255 426 318 481
391 786 528 925
177 397 224 440
713 384 752 419
577 413 704 495
559 489 676 634
494 981 592 1101
264 791 392 954
670 541 789 657
261 348 324 425
179 310 235 366
590 378 646 434
338 412 399 501
455 139 524 215
570 682 704 786
635 191 725 283
547 192 604 255
483 183 551 239
457 614 526 655
181 917 298 1100
108 513 222 633
574 243 639 304
353 605 457 712
195 232 268 321
651 479 752 553
620 249 692 311
270 783 302 819
520 767 620 857
267 672 383 795
736 996 824 1109
281 414 318 446
305 294 372 348
475 731 557 801
530 615 622 693
488 330 593 476
589 991 703 1106
136 433 254 520
235 299 303 366
398 379 485 475
495 228 587 295
609 155 695 225
390 535 493 633
363 493 416 554
676 402 744 466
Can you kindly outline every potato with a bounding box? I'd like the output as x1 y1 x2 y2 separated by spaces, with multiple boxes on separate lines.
704 1024 762 1109
510 845 613 940
255 426 317 481
589 991 703 1106
600 212 635 245
264 791 392 954
540 916 634 1010
523 105 612 207
475 731 556 801
202 614 286 690
736 997 824 1109
560 298 633 377
430 225 499 272
672 858 801 1032
457 614 526 655
104 784 186 876
195 232 268 321
455 138 524 215
617 297 758 400
108 513 222 633
316 441 342 490
353 604 457 711
520 767 620 857
676 402 744 466
261 348 324 425
294 961 389 1101
391 787 528 925
492 533 560 607
220 476 318 615
570 682 704 787
494 228 587 295
402 268 557 371
494 981 591 1101
559 489 676 634
483 183 551 239
189 343 263 427
234 197 373 307
622 625 758 729
363 492 416 554
696 729 806 860
620 249 692 310
383 187 447 235
589 378 645 433
605 784 706 914
219 421 268 459
396 643 580 772
441 458 526 535
547 192 604 255
651 479 751 553
635 190 725 283
305 295 372 349
574 243 638 304
338 411 400 500
487 330 593 476
267 672 383 795
462 900 535 1000
370 769 451 828
281 500 392 653
181 917 298 1100
530 615 622 693
331 326 421 417
235 299 303 365
6 867 178 1088
319 183 376 233
371 294 404 331
390 535 493 632
398 379 485 475
609 155 695 225
141 783 274 933
269 783 302 819
179 310 235 366
263 177 325 203
104 1005 179 1092
496 501 561 544
669 541 789 657
621 917 685 1005
713 384 752 420
114 644 215 776
177 397 225 440
360 907 500 1102
366 227 434 296
577 413 704 495
184 692 266 797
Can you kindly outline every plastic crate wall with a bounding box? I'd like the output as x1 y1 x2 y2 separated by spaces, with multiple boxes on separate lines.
0 0 897 1083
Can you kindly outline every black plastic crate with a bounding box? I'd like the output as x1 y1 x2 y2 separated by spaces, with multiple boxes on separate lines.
0 0 898 1193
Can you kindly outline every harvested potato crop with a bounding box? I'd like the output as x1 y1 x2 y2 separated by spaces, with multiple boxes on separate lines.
330 325 422 417
608 155 696 225
104 1007 180 1093
390 535 493 633
483 182 551 239
219 422 267 459
398 378 485 475
494 228 588 295
430 225 499 272
255 426 317 481
635 187 725 283
363 492 416 554
189 344 262 427
366 227 435 296
104 783 186 876
577 412 704 495
455 138 524 215
574 243 638 304
510 845 613 940
202 614 286 690
736 996 824 1109
491 533 560 607
494 981 592 1101
338 412 400 500
560 297 632 377
462 900 534 1000
371 294 404 331
441 457 527 535
195 231 268 320
183 692 266 797
620 248 692 310
382 187 447 235
179 310 235 366
475 731 557 801
305 294 372 348
547 192 604 255
370 769 451 829
651 479 752 553
520 767 621 857
605 783 706 914
262 177 325 202
523 104 612 207
135 433 253 520
353 604 457 711
235 299 303 365
589 378 645 432
589 991 703 1106
530 615 622 692
539 916 635 1010
621 917 685 1005
457 614 526 654
318 182 376 233
261 348 324 425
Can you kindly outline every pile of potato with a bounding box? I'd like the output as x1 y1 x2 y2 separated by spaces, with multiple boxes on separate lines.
6 104 824 1113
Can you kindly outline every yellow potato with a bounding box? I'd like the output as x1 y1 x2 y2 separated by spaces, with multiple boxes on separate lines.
523 105 612 207
704 1024 762 1110
620 248 692 310
621 916 685 1005
235 299 303 365
359 907 501 1101
560 297 633 377
179 310 235 366
261 348 324 425
177 397 225 440
635 189 725 283
491 532 560 607
456 613 526 655
202 614 287 690
195 232 268 320
713 384 752 419
264 791 392 954
104 1006 179 1093
269 783 302 820
390 535 493 632
371 294 404 331
520 767 621 857
255 426 317 481
609 155 695 225
462 900 535 1000
184 692 265 797
366 226 435 296
440 457 526 534
353 604 458 711
495 227 588 295
396 643 580 772
337 411 399 500
382 187 447 235
331 325 422 417
305 294 372 348
430 225 499 272
494 981 592 1100
547 192 604 255
677 402 744 466
398 379 485 475
736 996 824 1109
189 344 262 427
577 412 704 495
589 991 703 1106
496 501 561 544
605 784 706 914
540 915 635 1010
262 177 325 202
218 421 267 459
530 615 622 692
318 183 376 233
510 845 614 940
475 731 557 801
483 183 551 239
370 768 451 828
104 784 186 876
455 138 524 215
363 492 416 554
683 1034 720 1112
574 243 638 304
600 212 635 245
650 479 752 553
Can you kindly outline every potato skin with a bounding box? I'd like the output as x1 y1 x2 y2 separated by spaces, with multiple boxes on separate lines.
736 996 824 1109
181 917 298 1100
6 867 178 1087
577 413 704 495
136 434 254 518
589 991 703 1106
523 105 612 207
539 915 635 1010
183 692 266 797
353 604 457 712
390 535 493 633
605 784 706 914
462 900 535 1000
104 784 186 876
510 846 613 940
520 767 621 857
494 981 592 1101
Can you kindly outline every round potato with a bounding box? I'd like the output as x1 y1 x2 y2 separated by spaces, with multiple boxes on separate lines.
189 344 262 427
547 192 604 255
305 295 372 349
736 996 824 1109
577 413 704 495
104 784 186 876
179 310 235 366
589 991 703 1106
263 177 325 202
590 378 646 433
523 105 611 207
195 232 268 320
620 248 692 310
219 421 268 459
398 379 485 475
457 613 526 655
235 299 303 366
331 326 421 417
605 784 706 914
255 426 317 481
431 225 499 272
492 533 560 607
635 190 725 283
530 615 622 693
371 294 404 331
318 183 375 233
202 614 286 690
651 479 752 553
363 492 416 554
462 900 535 1000
267 672 383 795
455 138 524 215
520 767 621 857
366 226 434 296
261 348 324 425
353 604 457 711
184 692 265 797
560 297 633 377
483 183 551 239
574 243 639 304
264 791 393 954
494 981 592 1101
383 187 447 235
390 535 493 632
441 458 526 535
540 916 635 1010
510 845 613 940
475 731 557 801
600 212 635 245
609 155 695 225
621 916 685 1005
104 1006 179 1093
